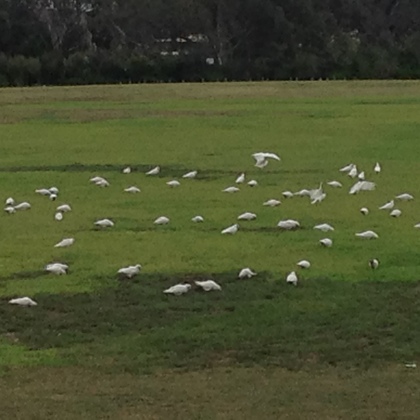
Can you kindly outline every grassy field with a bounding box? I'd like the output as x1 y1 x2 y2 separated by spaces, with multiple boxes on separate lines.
1 81 420 418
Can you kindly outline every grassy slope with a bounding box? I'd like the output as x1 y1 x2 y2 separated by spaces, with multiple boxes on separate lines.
1 81 420 418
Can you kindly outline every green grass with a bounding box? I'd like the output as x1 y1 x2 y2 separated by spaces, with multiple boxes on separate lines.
1 81 420 418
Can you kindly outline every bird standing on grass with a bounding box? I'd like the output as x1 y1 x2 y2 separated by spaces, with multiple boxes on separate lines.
297 260 311 269
355 230 379 239
221 224 239 235
286 271 298 286
238 268 257 279
9 297 37 307
45 262 68 275
154 216 170 225
235 173 245 184
182 170 197 179
194 280 222 291
94 218 114 228
54 238 75 248
146 166 160 175
117 264 142 279
163 284 191 296
320 238 333 247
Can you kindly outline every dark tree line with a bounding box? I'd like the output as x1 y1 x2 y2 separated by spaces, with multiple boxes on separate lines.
1 0 420 86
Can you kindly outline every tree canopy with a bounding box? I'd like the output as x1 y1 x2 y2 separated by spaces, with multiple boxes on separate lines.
0 0 419 85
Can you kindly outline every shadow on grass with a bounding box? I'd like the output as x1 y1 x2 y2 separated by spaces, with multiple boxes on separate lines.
0 163 316 180
1 273 420 373
0 270 46 282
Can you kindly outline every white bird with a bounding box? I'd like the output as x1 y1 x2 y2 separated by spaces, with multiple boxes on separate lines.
8 297 37 307
355 230 379 239
252 152 280 161
374 162 381 174
166 180 180 187
146 166 160 175
45 263 68 275
182 170 197 179
49 194 57 201
277 219 300 230
223 186 240 193
286 271 298 286
339 163 355 173
360 207 369 215
94 218 114 228
5 197 15 206
221 223 239 234
235 173 245 184
327 181 342 188
369 258 379 269
13 202 31 211
358 171 365 180
313 223 334 232
390 209 402 218
395 193 414 201
263 199 281 207
49 187 59 195
117 264 142 279
45 262 68 271
122 166 131 174
55 212 63 221
238 268 257 279
35 188 51 196
191 215 204 223
348 166 358 178
124 186 141 193
90 176 106 184
163 283 191 296
56 204 72 212
405 363 417 369
379 200 394 210
310 183 326 204
154 216 170 225
294 189 312 197
311 192 326 205
414 223 420 229
349 181 376 195
54 238 75 248
247 180 258 187
309 183 323 199
252 152 280 168
95 179 110 187
254 158 268 169
282 191 294 198
237 212 257 221
319 238 333 247
194 280 222 291
297 260 311 269
4 206 16 214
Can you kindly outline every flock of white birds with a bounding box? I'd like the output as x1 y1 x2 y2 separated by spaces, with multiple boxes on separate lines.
4 151 418 306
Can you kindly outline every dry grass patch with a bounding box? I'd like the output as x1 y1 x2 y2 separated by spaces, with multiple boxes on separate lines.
0 365 418 419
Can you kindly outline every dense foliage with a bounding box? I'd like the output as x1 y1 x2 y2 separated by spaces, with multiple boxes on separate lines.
1 0 420 85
